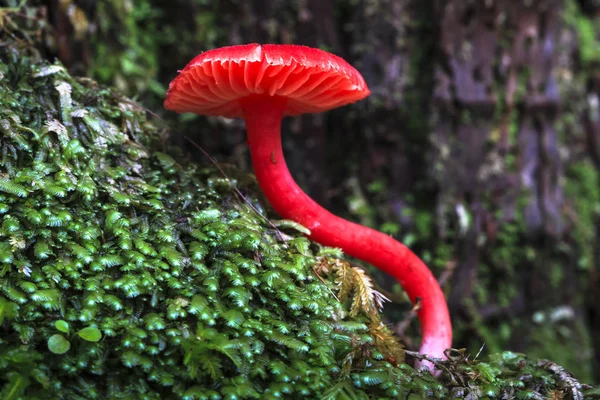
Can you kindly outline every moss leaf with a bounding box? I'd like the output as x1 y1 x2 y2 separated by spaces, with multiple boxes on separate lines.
54 320 69 334
77 327 102 342
47 334 70 354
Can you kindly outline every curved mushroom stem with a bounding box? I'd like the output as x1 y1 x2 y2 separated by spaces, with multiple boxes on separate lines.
240 95 452 367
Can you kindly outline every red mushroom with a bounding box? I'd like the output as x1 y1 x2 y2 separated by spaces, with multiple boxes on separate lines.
164 44 452 366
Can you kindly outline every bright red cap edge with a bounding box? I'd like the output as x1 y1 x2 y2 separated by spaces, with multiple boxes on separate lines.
164 44 370 118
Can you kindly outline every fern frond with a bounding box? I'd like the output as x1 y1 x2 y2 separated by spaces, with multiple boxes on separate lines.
321 379 360 400
267 331 309 352
331 321 369 333
0 176 28 197
221 309 243 328
334 260 355 303
371 290 390 313
4 125 31 151
357 371 388 386
43 184 67 198
369 322 405 365
2 285 27 304
30 289 60 303
332 261 389 317
198 354 222 380
349 267 374 317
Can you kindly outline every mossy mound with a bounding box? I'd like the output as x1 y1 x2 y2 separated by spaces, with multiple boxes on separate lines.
0 24 435 399
0 13 596 400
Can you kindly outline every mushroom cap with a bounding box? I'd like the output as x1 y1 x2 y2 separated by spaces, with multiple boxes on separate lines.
164 44 370 119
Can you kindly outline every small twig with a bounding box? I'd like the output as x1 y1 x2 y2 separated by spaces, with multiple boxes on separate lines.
474 343 485 361
404 350 444 364
404 350 458 382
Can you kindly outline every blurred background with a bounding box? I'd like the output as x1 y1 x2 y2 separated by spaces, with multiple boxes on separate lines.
6 0 600 383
